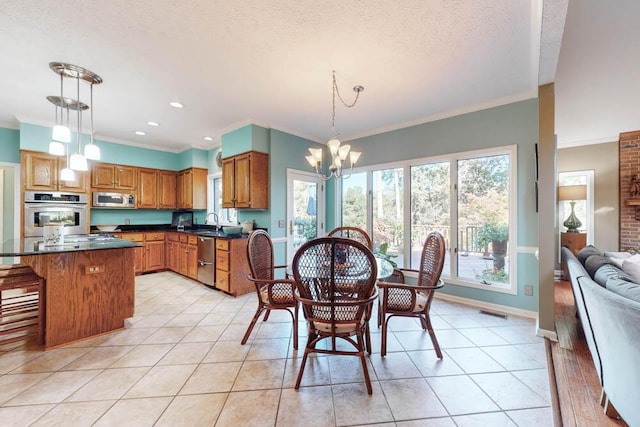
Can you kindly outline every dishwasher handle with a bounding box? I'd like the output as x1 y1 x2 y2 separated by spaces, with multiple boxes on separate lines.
197 259 214 266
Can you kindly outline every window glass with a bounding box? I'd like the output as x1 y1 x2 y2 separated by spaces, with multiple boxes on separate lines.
341 171 367 229
372 168 404 266
210 176 236 225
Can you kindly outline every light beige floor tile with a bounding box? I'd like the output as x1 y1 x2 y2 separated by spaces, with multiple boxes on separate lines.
158 341 212 365
381 378 448 420
488 325 541 344
0 404 55 426
30 400 114 426
369 330 405 354
62 346 134 370
370 351 421 380
109 344 174 368
10 348 91 373
480 345 546 371
198 312 234 326
453 411 517 426
99 327 158 346
283 355 331 388
328 354 376 384
141 326 192 344
470 372 549 410
394 330 436 351
219 323 253 341
233 359 286 391
202 340 250 363
386 316 423 331
0 349 43 374
124 364 197 398
215 389 280 427
426 375 500 415
66 367 149 401
396 418 456 426
6 370 101 405
439 314 485 328
180 362 242 394
156 393 227 426
255 320 295 339
457 328 510 346
93 397 172 427
444 347 506 374
430 329 474 349
0 372 50 404
332 382 393 425
511 368 551 401
276 386 335 426
407 350 464 377
127 314 175 328
181 302 216 314
505 407 554 426
181 325 226 342
164 312 207 327
246 337 291 360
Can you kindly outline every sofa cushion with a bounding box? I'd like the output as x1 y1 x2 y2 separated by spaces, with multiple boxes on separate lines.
622 258 640 284
604 251 633 260
593 264 632 287
605 277 640 304
584 254 616 278
577 245 601 266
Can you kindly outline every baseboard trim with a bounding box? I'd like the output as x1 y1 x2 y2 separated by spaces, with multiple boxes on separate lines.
434 293 538 319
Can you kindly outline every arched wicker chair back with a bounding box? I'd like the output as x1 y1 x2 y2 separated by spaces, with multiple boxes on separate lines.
416 231 446 288
247 229 274 281
291 236 378 394
327 226 372 250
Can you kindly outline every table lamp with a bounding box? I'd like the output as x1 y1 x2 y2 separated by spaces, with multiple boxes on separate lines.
558 184 587 233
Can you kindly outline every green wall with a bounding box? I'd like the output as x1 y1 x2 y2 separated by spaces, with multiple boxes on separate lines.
0 128 20 163
346 98 540 311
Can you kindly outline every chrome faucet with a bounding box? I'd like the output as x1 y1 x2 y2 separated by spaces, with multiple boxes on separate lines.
204 212 219 228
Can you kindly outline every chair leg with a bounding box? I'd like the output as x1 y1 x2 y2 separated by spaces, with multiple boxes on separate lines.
357 332 373 395
295 345 311 390
381 315 388 357
241 306 263 345
263 309 271 321
423 314 442 359
292 304 299 350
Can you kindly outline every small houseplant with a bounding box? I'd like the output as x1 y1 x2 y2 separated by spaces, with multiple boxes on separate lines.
476 221 508 270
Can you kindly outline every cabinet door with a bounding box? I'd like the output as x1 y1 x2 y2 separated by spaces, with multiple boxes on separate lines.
176 171 185 209
178 243 189 276
24 151 58 191
115 166 137 190
145 240 165 271
58 157 87 192
133 246 145 274
182 169 194 209
167 240 179 271
137 168 158 209
191 168 208 210
92 163 116 188
158 171 177 209
234 154 251 208
187 243 199 279
221 158 235 208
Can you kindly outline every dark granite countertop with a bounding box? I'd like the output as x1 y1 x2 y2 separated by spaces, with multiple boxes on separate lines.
90 224 252 239
1 235 141 257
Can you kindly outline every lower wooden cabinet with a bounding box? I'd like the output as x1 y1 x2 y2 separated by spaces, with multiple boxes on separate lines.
117 233 145 274
215 238 253 296
178 234 198 280
144 232 165 272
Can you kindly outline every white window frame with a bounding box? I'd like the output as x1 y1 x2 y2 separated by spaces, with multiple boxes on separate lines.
207 173 237 226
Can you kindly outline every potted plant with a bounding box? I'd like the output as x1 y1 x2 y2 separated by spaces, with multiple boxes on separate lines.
477 221 508 270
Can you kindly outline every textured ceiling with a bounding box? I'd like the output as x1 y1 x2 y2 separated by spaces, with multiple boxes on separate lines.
0 1 568 152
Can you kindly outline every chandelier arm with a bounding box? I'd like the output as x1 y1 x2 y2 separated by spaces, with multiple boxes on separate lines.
333 71 362 108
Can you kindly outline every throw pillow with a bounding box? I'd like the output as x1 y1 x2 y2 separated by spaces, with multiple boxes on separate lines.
622 259 640 284
604 251 633 260
577 245 601 266
584 255 616 278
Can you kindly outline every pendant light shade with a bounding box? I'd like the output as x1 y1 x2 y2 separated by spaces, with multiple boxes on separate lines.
84 142 100 160
69 153 88 171
60 167 76 182
52 125 71 143
48 141 65 156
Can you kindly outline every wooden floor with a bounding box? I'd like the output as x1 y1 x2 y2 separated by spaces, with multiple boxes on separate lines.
551 280 627 427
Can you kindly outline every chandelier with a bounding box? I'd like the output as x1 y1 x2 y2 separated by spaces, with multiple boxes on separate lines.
306 70 363 181
47 62 103 181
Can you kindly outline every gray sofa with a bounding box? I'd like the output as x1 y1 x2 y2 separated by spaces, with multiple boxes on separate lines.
563 246 640 426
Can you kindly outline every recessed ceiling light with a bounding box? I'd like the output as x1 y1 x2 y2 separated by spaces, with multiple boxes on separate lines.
203 136 213 141
169 101 184 108
135 131 146 136
147 121 159 126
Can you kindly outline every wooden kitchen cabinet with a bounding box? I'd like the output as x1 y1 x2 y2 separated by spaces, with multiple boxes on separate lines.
21 150 87 193
221 151 268 209
117 233 145 274
215 238 253 296
177 168 207 210
91 162 137 191
144 232 165 272
166 233 180 272
137 168 157 209
178 234 198 279
158 170 177 209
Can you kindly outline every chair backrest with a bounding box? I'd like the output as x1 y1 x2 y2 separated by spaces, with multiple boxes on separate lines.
246 229 274 280
327 227 372 250
417 231 446 288
292 237 377 321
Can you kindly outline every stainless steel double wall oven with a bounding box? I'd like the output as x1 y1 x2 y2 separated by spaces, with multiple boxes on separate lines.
23 191 88 237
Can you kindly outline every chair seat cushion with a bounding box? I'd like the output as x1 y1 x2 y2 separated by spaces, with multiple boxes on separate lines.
260 283 294 305
314 320 362 334
385 288 429 312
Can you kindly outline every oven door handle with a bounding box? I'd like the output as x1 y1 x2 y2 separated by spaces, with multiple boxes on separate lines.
24 204 87 210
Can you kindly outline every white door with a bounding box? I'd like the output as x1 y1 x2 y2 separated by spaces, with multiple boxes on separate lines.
287 169 324 264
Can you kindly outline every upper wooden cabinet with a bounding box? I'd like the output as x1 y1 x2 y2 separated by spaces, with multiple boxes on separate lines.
91 163 137 191
221 151 268 209
137 168 158 209
21 150 87 193
158 170 177 209
177 168 207 210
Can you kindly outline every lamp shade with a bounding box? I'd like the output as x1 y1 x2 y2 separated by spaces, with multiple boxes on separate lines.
558 185 587 201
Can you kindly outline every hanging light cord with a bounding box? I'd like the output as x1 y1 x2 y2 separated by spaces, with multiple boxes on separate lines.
331 70 364 135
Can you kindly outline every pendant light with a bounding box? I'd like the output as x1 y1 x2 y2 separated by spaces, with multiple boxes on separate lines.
84 83 100 160
51 73 71 143
59 105 75 181
69 73 88 171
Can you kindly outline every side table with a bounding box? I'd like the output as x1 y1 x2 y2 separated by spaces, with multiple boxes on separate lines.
561 232 587 280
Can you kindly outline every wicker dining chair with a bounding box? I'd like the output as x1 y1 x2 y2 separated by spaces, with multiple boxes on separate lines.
291 237 378 394
327 226 372 250
242 230 298 349
377 231 446 357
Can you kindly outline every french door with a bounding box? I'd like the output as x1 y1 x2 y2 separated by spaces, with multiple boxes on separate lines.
286 169 324 264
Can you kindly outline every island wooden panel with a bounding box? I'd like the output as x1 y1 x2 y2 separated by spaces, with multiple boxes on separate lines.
22 247 135 349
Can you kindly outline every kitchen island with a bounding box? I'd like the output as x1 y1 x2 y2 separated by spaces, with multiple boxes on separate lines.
1 235 140 349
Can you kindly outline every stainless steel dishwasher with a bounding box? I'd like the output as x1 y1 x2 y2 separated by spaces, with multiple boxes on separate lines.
197 236 215 286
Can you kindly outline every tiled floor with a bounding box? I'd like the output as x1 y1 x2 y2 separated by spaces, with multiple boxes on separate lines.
0 271 552 426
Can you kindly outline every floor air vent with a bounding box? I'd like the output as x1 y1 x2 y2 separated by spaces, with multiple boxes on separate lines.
479 310 508 319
